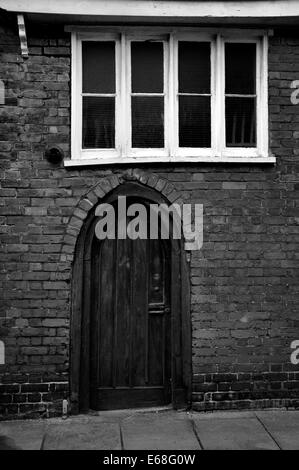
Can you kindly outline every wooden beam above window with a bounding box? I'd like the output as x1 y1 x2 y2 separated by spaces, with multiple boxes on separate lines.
1 1 299 21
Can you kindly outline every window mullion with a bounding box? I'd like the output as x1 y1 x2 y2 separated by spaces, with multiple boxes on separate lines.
210 37 217 157
215 34 225 157
164 39 169 157
258 34 269 157
72 33 82 160
119 33 127 158
169 33 177 159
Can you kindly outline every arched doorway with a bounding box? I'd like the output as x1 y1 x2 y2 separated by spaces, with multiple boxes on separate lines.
70 182 191 413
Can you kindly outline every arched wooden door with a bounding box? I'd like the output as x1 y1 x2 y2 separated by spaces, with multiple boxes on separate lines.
71 182 191 414
89 207 171 410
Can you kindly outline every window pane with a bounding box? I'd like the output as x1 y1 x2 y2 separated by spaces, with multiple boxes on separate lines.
226 97 256 147
149 239 164 304
179 96 211 147
82 41 115 94
225 43 256 94
83 97 115 148
131 42 163 93
132 96 164 148
179 42 210 94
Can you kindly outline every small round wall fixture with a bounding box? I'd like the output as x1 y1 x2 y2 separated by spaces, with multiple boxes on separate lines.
45 146 64 164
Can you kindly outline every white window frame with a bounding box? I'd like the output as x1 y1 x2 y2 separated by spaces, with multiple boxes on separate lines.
72 32 122 161
126 33 170 159
68 27 274 167
172 31 215 159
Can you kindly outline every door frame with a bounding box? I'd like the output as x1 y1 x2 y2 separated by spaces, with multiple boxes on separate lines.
70 181 192 413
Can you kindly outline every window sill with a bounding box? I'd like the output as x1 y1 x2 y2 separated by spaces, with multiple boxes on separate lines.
64 155 276 167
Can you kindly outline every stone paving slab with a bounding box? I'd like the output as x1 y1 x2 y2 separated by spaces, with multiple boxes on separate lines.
0 420 46 450
192 416 279 450
121 412 201 450
255 411 299 450
190 411 257 420
42 421 121 450
1 410 299 450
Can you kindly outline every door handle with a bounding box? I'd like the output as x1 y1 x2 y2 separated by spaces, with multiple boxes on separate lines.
149 306 170 315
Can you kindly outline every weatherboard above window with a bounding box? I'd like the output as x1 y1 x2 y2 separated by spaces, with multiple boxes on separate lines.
67 28 275 167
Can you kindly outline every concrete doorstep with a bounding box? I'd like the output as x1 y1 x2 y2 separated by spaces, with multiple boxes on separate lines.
0 409 299 450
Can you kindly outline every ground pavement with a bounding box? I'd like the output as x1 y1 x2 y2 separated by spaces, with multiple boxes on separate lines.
0 408 299 450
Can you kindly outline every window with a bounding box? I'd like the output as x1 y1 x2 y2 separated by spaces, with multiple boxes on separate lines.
69 28 273 166
131 41 165 149
82 41 116 149
225 43 256 148
178 42 211 148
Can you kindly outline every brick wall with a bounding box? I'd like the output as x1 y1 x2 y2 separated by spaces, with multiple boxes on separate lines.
0 18 299 419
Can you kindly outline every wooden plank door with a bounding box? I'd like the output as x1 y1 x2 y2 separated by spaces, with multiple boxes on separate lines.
89 227 171 410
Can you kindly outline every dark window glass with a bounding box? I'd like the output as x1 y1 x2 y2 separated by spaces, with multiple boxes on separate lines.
131 42 163 93
179 96 211 147
225 43 256 95
132 96 164 148
179 42 210 94
83 97 115 148
226 97 256 147
82 41 115 94
149 239 164 304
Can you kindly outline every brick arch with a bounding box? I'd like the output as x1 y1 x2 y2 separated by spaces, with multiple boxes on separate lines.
60 169 185 262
